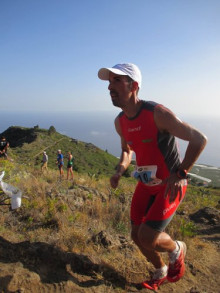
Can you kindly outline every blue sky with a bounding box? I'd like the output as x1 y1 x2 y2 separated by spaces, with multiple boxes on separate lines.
1 0 219 118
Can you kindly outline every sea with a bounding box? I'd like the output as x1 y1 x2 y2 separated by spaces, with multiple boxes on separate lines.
0 110 219 168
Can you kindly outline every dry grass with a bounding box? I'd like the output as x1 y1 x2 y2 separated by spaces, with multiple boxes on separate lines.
0 159 215 247
1 158 220 292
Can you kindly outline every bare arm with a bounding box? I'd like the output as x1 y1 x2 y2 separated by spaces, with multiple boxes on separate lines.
155 105 207 201
155 105 207 171
110 117 133 188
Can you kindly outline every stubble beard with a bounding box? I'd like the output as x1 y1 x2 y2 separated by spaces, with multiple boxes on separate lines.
110 91 123 108
111 99 121 108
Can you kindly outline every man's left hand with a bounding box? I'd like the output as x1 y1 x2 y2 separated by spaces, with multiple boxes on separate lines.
162 174 185 203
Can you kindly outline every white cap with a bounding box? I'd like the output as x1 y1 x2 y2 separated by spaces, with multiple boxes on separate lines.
98 63 142 89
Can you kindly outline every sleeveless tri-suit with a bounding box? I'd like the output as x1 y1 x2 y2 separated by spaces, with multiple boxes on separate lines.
118 101 187 231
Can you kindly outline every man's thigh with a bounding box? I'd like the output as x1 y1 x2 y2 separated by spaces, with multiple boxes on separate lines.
130 182 158 225
131 181 187 231
143 183 187 232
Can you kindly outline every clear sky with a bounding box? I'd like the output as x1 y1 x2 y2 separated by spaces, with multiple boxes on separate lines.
1 0 219 118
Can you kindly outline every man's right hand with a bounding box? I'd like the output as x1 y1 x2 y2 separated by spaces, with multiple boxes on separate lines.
110 173 121 189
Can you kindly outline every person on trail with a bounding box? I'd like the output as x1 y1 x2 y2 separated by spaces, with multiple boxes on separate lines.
67 151 74 180
41 151 48 172
56 149 64 179
98 63 207 290
0 136 9 159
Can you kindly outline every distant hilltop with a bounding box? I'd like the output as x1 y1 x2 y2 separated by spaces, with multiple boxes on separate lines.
1 126 219 187
0 125 126 176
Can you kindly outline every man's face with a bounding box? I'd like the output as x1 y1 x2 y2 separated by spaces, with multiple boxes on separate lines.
108 72 133 108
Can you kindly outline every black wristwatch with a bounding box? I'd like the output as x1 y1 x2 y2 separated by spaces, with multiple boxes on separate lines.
176 169 188 179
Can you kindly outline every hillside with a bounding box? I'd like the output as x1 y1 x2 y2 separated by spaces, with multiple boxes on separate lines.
0 127 219 292
1 126 127 176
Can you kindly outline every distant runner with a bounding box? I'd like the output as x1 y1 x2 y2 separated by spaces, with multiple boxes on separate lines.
56 149 64 179
41 151 48 172
98 63 207 290
0 136 9 159
67 151 74 180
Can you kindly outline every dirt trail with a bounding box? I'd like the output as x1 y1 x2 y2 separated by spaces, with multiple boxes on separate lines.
33 137 67 158
0 233 219 293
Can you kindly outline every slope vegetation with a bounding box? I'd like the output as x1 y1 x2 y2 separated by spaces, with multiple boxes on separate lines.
0 127 219 292
1 126 122 175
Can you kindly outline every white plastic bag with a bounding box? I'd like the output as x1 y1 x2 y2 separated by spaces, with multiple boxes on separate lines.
0 181 22 209
0 171 5 182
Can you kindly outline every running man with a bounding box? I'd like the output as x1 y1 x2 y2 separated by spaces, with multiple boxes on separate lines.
67 151 74 180
56 149 64 179
98 63 207 290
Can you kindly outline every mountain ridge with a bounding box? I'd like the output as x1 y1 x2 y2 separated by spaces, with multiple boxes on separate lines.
1 125 220 187
1 125 126 176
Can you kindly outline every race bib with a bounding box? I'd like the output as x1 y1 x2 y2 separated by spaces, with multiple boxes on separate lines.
131 165 162 186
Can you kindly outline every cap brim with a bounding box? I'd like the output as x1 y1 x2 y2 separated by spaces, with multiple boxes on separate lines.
98 67 127 80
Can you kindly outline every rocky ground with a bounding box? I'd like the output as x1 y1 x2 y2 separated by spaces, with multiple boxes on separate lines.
0 183 219 293
0 209 219 293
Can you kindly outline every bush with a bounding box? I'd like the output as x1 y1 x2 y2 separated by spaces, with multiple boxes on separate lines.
48 126 56 135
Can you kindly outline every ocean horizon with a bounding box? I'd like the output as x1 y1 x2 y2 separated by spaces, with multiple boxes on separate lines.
0 110 219 168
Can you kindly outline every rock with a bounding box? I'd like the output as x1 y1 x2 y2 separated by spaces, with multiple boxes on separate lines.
189 207 220 226
91 231 120 248
189 286 200 293
187 261 200 276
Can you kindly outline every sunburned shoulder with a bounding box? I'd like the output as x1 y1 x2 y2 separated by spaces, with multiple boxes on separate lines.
154 104 181 132
155 104 173 116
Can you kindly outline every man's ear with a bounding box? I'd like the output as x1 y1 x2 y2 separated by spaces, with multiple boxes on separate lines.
131 81 139 92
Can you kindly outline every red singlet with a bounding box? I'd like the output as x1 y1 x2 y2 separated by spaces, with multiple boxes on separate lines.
118 101 187 231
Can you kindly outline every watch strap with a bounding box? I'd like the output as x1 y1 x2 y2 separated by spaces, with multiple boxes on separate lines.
176 169 188 179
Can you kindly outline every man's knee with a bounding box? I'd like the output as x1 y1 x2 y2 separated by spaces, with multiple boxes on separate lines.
138 224 160 250
131 224 144 246
131 226 155 250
